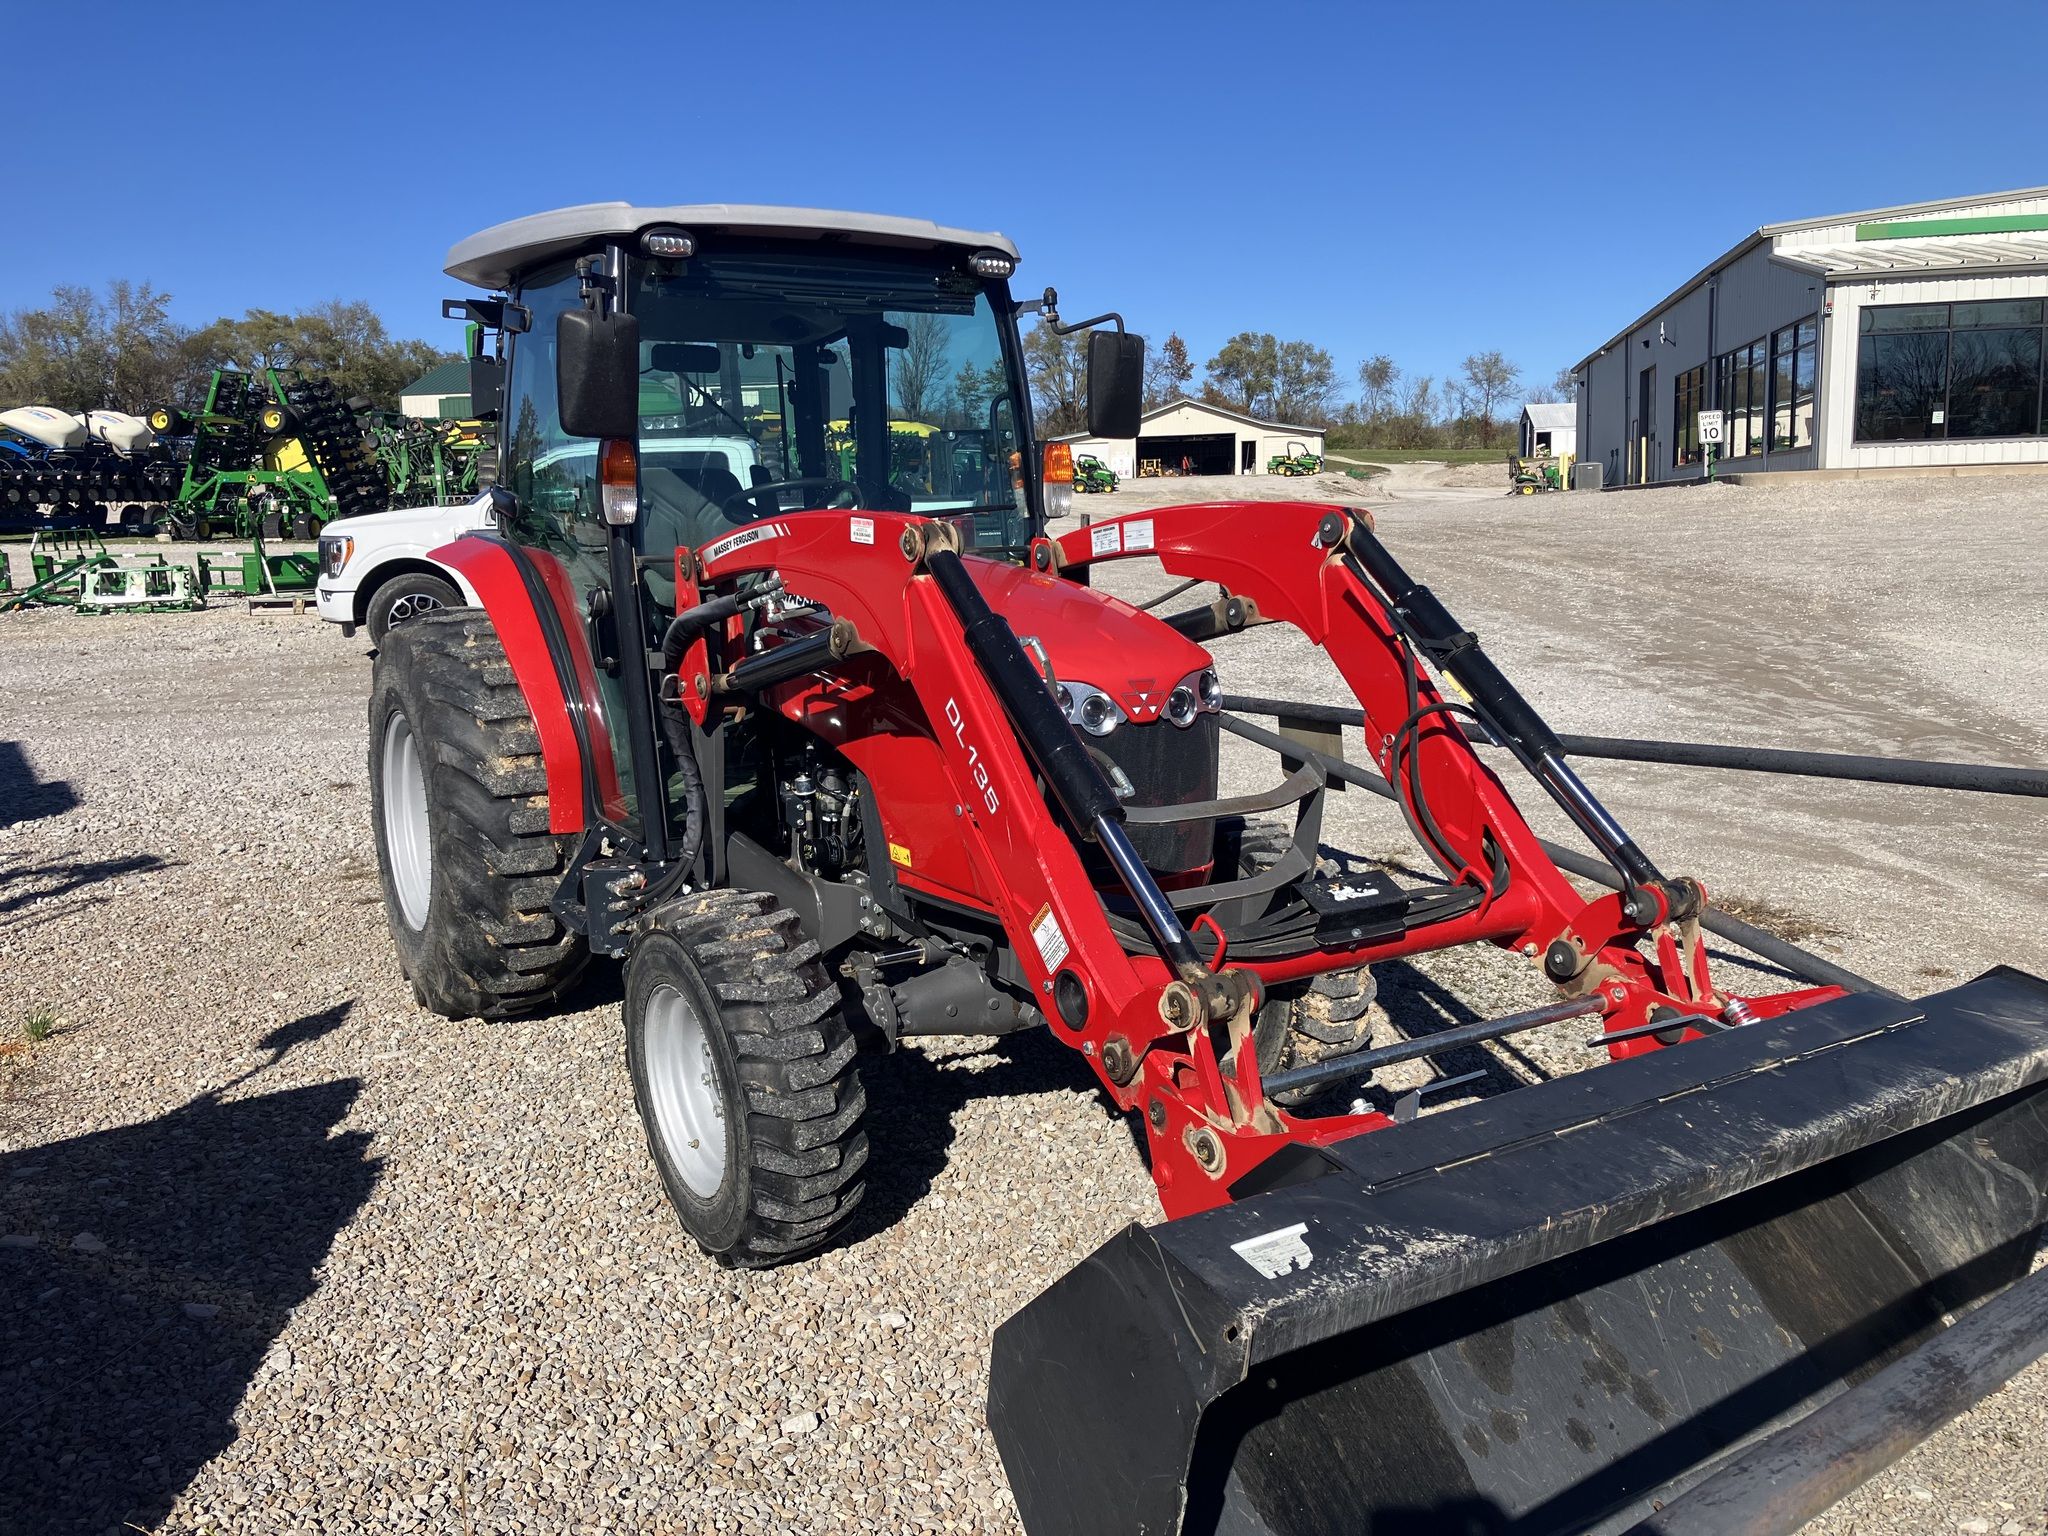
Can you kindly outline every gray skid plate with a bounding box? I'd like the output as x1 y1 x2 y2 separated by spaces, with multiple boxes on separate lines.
988 968 2048 1535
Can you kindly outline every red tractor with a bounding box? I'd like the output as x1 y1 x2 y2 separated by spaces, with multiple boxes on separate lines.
370 204 2048 1534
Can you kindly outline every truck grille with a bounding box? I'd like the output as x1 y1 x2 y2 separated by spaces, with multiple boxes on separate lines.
1097 714 1218 874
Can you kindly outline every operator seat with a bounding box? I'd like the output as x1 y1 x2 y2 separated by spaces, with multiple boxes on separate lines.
640 463 748 573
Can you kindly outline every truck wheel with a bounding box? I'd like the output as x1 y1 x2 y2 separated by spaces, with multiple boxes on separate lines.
626 890 868 1268
366 570 462 645
368 610 585 1018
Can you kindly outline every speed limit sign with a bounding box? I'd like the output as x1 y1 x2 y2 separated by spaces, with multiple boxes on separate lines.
1697 409 1726 446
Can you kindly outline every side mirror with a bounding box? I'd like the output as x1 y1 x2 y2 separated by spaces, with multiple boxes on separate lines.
468 355 504 421
1086 331 1144 439
557 308 641 440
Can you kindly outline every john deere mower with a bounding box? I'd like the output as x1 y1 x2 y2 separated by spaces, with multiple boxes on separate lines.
366 203 2048 1536
1266 441 1323 476
1076 452 1118 493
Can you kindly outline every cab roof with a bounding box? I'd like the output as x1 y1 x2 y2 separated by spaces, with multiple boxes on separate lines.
445 202 1021 290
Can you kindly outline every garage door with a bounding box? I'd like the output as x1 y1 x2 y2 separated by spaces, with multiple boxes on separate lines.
1137 433 1235 476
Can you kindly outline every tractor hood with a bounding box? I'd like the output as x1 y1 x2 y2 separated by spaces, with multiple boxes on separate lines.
967 557 1211 723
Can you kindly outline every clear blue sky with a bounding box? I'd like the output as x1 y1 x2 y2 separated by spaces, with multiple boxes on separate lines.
6 0 2044 401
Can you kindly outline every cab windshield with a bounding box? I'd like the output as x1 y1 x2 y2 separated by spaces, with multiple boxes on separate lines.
627 247 1030 556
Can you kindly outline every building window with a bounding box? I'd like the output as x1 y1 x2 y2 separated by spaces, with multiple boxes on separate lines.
1714 338 1767 457
1769 318 1817 452
1672 365 1706 466
1855 299 2047 442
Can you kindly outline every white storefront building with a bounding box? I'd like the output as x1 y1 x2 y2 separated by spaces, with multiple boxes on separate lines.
1574 187 2048 484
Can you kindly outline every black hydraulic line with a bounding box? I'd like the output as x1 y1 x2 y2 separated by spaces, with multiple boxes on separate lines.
1341 523 1668 895
1216 712 1889 997
1137 576 1204 611
1621 1264 2048 1536
924 545 1208 977
1262 995 1605 1097
1223 693 2048 799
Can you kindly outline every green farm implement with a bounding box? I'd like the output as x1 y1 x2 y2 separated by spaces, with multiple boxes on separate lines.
1266 440 1323 476
1075 453 1118 493
148 370 390 540
362 414 489 506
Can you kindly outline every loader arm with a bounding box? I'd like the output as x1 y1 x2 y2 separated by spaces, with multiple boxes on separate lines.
670 503 1836 1214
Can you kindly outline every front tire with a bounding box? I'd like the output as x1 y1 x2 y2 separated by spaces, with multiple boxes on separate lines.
368 610 585 1018
366 570 461 645
627 891 868 1267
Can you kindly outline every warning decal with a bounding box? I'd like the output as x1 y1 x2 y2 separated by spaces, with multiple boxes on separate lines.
850 517 875 545
1090 523 1123 557
1231 1223 1314 1279
1029 903 1070 972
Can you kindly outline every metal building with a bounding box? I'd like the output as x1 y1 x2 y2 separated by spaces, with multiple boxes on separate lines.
1057 397 1325 480
1573 187 2048 486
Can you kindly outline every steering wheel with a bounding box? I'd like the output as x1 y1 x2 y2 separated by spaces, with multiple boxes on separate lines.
718 477 859 523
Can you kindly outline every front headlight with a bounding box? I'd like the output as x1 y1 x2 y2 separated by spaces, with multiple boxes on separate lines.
1165 667 1221 728
319 535 354 578
1057 680 1126 736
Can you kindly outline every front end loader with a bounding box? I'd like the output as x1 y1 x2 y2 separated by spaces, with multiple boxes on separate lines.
367 203 2048 1535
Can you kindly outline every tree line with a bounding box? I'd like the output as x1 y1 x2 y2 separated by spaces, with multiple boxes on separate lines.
0 279 458 417
1024 319 1574 450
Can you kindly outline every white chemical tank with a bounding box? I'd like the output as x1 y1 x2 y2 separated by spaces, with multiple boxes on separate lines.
0 406 88 450
82 410 156 455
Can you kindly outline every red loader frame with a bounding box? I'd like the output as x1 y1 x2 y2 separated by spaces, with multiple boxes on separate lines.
635 499 1840 1218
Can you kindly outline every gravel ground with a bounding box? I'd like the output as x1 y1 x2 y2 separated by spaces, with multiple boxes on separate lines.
3 472 2047 1534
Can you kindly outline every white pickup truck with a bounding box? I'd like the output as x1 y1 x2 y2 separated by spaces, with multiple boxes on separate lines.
316 495 495 642
317 434 762 643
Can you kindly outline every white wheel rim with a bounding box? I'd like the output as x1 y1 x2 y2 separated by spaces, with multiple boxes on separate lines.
381 711 432 930
645 982 728 1198
388 591 443 626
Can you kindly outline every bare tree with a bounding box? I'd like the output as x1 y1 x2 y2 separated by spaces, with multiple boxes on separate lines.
890 311 951 421
1021 320 1088 436
1460 350 1522 445
1144 332 1194 410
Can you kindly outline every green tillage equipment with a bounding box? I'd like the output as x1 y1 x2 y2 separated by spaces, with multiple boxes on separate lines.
362 414 486 506
150 370 389 540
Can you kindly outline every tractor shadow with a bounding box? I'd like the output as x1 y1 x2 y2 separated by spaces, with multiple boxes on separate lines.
0 739 78 829
0 1006 380 1535
849 1027 1129 1242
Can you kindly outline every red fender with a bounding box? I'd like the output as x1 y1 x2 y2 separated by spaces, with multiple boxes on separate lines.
431 535 624 835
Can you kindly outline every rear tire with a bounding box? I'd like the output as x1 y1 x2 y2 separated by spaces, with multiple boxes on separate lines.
368 610 585 1018
627 891 868 1267
366 570 462 645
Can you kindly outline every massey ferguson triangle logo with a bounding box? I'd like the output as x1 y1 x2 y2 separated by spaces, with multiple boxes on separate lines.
944 698 1001 816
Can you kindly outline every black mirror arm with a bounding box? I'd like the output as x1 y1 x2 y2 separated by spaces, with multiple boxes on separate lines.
1050 310 1126 338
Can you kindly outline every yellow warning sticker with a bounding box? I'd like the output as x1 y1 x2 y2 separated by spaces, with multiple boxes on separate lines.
888 842 913 868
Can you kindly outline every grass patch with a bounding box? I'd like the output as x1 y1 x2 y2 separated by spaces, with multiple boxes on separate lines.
22 1006 58 1042
1712 894 1843 946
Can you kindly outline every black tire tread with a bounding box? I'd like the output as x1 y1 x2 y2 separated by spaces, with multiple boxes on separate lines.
373 611 585 1017
639 890 867 1267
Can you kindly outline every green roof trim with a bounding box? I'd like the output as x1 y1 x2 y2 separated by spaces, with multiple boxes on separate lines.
402 359 471 396
1856 213 2048 240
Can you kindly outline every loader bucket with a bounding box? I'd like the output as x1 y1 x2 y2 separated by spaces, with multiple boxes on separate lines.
989 968 2048 1535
